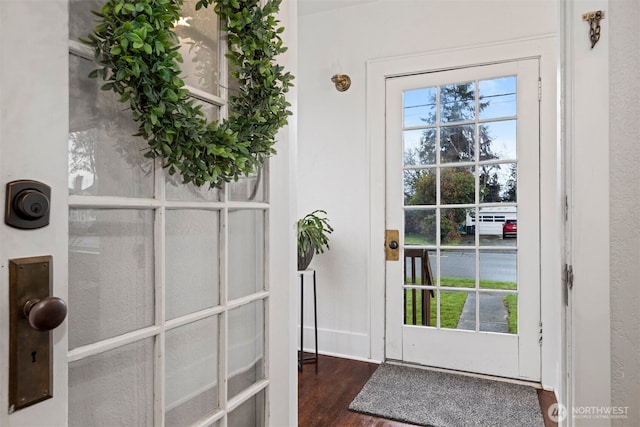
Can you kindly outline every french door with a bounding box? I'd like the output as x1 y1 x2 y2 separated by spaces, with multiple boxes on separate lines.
385 60 541 380
0 0 282 425
67 0 269 424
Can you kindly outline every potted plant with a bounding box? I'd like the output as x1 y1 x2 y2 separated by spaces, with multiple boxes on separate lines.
297 210 333 270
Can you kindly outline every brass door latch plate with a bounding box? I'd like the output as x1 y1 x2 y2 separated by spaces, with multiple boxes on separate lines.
385 230 400 261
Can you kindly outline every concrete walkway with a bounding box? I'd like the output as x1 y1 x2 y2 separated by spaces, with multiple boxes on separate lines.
457 291 509 332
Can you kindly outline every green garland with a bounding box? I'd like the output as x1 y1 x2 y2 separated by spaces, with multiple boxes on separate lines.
85 0 293 187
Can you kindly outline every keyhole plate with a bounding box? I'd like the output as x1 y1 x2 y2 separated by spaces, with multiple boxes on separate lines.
9 256 54 412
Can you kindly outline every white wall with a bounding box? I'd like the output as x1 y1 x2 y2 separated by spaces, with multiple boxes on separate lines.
609 0 640 425
298 0 560 368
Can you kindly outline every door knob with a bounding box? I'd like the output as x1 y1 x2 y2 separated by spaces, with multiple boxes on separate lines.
23 297 67 331
389 241 399 250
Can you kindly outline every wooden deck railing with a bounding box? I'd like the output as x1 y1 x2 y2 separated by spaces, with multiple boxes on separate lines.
404 248 435 326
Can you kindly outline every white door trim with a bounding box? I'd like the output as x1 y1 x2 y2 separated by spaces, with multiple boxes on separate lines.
367 35 561 390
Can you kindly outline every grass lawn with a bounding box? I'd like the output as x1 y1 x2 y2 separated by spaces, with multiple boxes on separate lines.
503 294 518 334
404 233 434 246
405 289 467 328
405 277 518 332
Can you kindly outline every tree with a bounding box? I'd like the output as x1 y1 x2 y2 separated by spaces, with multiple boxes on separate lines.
406 168 474 244
404 81 512 243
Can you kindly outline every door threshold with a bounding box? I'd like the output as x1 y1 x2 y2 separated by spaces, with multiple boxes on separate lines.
384 358 542 389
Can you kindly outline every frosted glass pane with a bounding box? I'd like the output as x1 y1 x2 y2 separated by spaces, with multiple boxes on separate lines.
165 101 220 201
69 339 154 426
166 210 220 319
165 317 219 426
166 176 220 202
69 55 154 198
228 301 264 399
229 168 265 202
69 0 103 42
228 390 265 427
175 0 220 95
228 210 265 300
69 209 154 349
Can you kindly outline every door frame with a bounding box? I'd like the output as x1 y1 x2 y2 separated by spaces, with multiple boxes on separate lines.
366 36 561 389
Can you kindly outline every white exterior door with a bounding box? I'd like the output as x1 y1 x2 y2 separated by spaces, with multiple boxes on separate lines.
385 59 541 380
1 0 295 425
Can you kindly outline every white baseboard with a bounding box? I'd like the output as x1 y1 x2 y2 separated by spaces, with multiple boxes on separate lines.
297 325 374 361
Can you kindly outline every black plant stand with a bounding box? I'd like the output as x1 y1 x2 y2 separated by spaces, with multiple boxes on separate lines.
298 269 318 371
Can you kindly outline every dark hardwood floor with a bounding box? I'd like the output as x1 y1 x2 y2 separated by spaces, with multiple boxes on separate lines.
298 354 558 427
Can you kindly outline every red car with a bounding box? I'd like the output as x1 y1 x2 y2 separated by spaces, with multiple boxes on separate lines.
503 220 517 238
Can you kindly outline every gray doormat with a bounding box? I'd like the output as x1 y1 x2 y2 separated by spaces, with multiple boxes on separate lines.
348 363 545 427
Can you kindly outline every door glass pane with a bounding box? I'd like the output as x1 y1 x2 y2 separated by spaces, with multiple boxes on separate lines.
165 316 220 426
404 129 436 166
69 55 154 198
227 390 265 427
479 76 516 120
404 249 435 286
440 125 475 163
439 249 475 288
479 163 517 203
479 120 517 162
404 87 436 127
440 82 476 123
69 339 154 426
476 208 517 246
69 209 154 349
166 210 220 319
175 0 220 95
439 290 473 330
404 209 436 246
228 301 265 399
404 288 434 327
479 292 517 334
405 169 436 205
441 208 474 246
228 210 265 300
440 167 475 204
479 250 517 289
